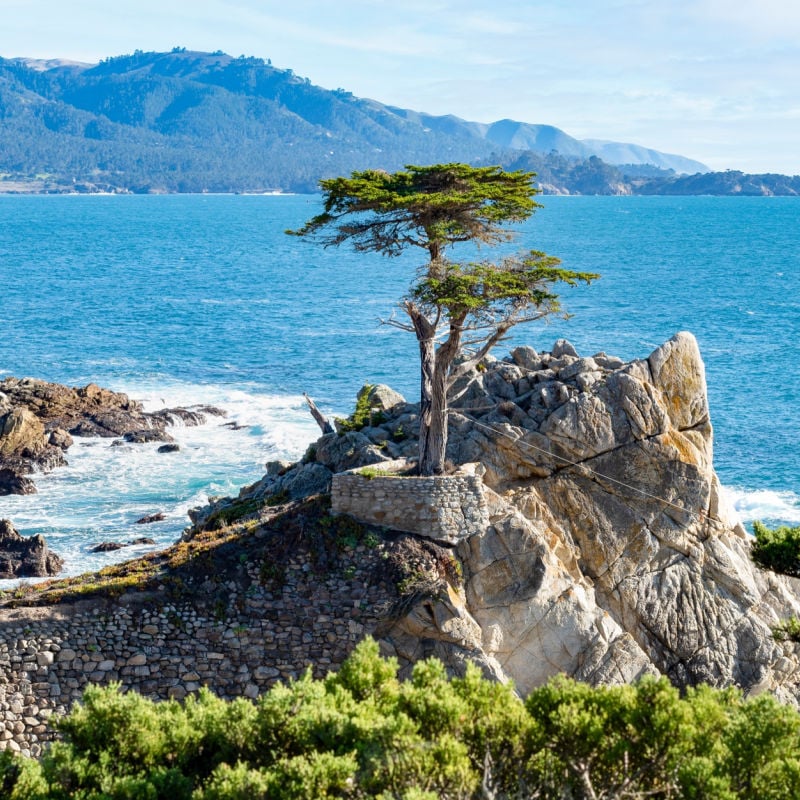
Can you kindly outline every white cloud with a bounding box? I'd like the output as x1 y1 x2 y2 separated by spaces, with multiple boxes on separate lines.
0 0 798 173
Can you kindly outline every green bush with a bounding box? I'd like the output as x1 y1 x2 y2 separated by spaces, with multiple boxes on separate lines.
773 616 800 643
750 520 800 577
7 638 800 798
335 384 385 433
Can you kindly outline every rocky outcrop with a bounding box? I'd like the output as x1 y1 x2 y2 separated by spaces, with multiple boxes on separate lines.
88 538 155 553
0 377 226 494
238 331 800 701
136 512 166 524
0 520 63 578
4 331 800 755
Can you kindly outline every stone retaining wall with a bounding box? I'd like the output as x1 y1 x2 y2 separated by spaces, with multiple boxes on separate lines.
0 539 398 757
331 461 489 545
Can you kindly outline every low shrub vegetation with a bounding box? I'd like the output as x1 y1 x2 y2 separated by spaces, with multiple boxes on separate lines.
335 384 384 434
750 520 800 577
772 616 800 643
4 639 800 798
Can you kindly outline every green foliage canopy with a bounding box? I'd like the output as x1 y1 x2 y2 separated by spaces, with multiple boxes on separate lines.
750 520 800 577
6 638 800 799
289 163 540 261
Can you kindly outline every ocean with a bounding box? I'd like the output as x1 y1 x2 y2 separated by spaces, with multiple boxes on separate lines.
1 194 799 579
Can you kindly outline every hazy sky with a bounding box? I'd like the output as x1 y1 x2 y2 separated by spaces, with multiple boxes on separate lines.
3 0 799 174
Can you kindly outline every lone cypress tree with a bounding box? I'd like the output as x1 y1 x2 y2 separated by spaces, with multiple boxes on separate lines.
291 163 597 475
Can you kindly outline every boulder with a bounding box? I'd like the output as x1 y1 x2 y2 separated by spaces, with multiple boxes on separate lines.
0 520 63 578
157 443 181 453
551 338 579 358
0 408 46 457
366 384 406 411
90 537 157 553
510 345 541 371
48 428 73 450
0 468 36 496
124 429 175 444
313 431 388 472
89 542 125 552
277 463 333 500
136 512 166 524
265 460 293 476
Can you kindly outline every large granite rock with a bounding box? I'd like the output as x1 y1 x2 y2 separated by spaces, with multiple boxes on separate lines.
186 332 800 701
439 333 800 699
0 520 63 578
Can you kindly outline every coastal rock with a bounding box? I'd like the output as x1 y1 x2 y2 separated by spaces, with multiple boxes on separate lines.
0 407 47 457
136 512 166 524
277 463 333 500
0 520 63 578
313 431 388 472
183 331 800 703
510 345 541 371
305 333 800 699
366 384 406 412
123 430 175 444
157 443 181 453
0 468 37 496
0 376 226 493
150 406 226 427
90 537 156 553
89 542 126 552
48 428 73 450
551 338 579 358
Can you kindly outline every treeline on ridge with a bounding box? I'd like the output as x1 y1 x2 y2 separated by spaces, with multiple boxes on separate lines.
1 49 798 196
3 638 800 799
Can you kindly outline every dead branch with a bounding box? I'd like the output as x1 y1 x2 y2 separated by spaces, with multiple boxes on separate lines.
303 393 334 434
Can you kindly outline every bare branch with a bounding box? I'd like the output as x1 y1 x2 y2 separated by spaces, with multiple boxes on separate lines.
378 314 415 332
303 393 333 435
448 323 513 384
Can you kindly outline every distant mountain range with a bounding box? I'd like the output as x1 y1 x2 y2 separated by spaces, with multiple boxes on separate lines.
0 48 797 195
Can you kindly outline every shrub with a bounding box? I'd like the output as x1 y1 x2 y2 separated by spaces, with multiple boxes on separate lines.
750 521 800 577
335 384 385 433
7 639 800 799
772 616 800 643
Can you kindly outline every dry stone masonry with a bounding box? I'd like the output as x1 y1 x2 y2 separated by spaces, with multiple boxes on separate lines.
0 531 409 756
331 460 490 545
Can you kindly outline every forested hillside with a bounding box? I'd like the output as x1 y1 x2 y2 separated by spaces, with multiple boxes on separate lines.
1 48 797 195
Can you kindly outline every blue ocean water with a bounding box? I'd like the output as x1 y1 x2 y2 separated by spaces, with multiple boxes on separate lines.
1 194 799 577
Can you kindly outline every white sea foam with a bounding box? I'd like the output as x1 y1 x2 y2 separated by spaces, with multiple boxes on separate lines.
0 382 321 586
721 486 800 528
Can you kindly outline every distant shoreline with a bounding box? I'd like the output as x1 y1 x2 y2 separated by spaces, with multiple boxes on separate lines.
2 183 800 198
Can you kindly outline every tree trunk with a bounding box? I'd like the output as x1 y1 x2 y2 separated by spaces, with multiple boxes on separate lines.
404 302 441 476
406 301 465 476
419 341 449 475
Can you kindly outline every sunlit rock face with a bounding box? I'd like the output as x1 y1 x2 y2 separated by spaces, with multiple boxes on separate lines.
373 333 800 700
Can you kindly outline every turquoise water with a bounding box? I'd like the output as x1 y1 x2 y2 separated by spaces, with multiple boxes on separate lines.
1 194 799 575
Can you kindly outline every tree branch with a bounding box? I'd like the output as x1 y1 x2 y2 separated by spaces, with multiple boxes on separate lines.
447 322 513 384
303 393 333 434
